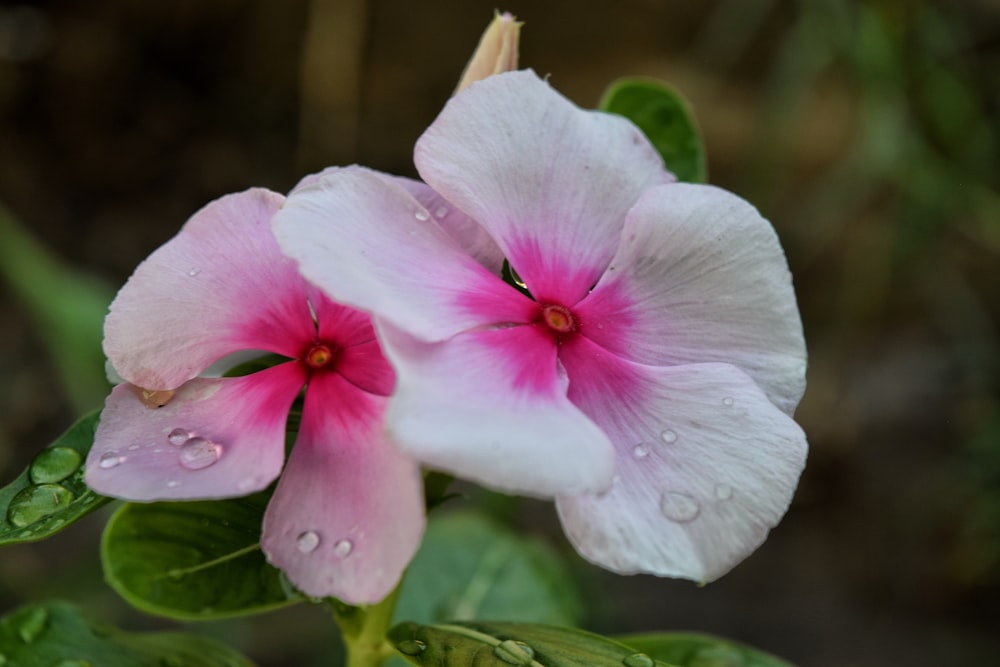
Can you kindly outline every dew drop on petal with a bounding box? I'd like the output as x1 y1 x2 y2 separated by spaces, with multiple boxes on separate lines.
434 205 449 218
98 451 124 469
414 209 429 221
660 429 678 444
396 640 426 656
187 267 201 277
494 639 535 665
714 483 734 501
632 444 650 459
29 447 82 484
166 480 181 489
660 491 700 523
178 437 222 470
333 539 353 558
127 443 141 451
167 428 190 445
296 530 320 553
623 653 655 667
722 396 735 407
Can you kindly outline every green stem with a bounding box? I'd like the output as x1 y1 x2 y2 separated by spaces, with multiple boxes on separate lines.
331 583 403 667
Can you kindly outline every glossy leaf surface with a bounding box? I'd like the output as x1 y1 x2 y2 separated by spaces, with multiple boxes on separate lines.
0 600 253 666
617 632 796 667
599 78 707 183
0 410 109 545
102 493 302 620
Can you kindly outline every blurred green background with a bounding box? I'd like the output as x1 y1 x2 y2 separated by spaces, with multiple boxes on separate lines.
0 0 997 665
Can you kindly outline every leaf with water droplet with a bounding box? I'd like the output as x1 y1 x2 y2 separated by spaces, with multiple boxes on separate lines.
0 410 110 545
389 621 681 666
393 511 582 627
598 78 706 184
614 632 796 667
0 601 253 666
101 493 303 620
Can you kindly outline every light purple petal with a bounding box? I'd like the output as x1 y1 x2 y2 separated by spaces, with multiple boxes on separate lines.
395 176 505 276
578 183 807 415
415 70 673 305
105 189 316 390
86 364 305 501
377 320 615 498
274 166 535 342
261 373 425 603
556 337 807 581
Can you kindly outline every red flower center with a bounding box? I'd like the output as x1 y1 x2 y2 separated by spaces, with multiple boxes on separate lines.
539 304 577 335
304 343 337 370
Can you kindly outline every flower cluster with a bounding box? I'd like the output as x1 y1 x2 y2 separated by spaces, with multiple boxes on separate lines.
86 35 807 602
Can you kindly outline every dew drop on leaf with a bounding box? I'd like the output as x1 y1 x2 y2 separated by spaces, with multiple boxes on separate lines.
493 639 536 665
7 484 75 528
623 653 655 667
396 639 426 656
28 447 82 484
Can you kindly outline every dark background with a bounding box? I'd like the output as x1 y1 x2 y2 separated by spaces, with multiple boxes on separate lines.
1 1 998 665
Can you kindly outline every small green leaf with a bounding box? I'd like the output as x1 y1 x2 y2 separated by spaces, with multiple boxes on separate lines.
0 600 254 666
389 621 678 667
101 494 302 620
393 511 581 626
616 632 796 667
0 410 110 545
599 77 707 183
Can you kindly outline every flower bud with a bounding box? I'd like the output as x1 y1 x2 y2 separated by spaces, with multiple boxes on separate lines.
454 11 521 93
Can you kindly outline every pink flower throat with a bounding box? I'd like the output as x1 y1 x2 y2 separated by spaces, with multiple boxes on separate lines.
539 303 577 337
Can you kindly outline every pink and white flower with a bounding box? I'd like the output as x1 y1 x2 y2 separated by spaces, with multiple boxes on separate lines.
273 70 809 581
85 188 425 603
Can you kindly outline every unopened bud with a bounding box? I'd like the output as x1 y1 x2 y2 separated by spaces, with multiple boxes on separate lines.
454 11 521 93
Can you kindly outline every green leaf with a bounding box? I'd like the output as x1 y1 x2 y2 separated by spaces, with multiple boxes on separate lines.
616 632 796 667
0 409 110 545
0 600 254 666
393 511 581 626
101 494 303 620
0 203 113 412
599 78 707 183
389 621 678 667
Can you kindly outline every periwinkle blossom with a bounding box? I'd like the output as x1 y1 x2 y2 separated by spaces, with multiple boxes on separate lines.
84 188 426 603
273 70 809 581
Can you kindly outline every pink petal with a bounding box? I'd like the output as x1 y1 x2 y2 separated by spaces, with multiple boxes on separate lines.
105 189 317 390
578 183 807 415
261 373 425 604
395 176 505 276
556 337 807 581
377 320 615 497
415 70 673 305
86 363 305 501
274 166 535 342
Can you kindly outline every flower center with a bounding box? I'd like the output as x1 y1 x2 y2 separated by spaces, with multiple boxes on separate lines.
304 343 337 369
540 304 576 334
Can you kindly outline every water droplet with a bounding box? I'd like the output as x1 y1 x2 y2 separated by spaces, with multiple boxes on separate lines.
17 606 48 643
660 491 700 523
178 437 222 470
623 653 655 667
127 443 141 451
722 396 734 407
7 484 76 528
29 447 82 484
660 429 678 444
632 444 650 459
98 451 124 469
187 267 201 277
333 538 353 557
297 530 320 553
414 209 429 221
714 483 734 501
166 480 181 488
434 205 449 218
167 428 190 445
690 645 745 667
396 639 426 656
493 640 535 665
